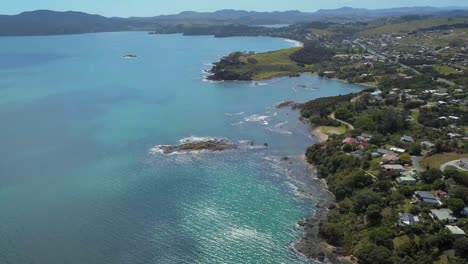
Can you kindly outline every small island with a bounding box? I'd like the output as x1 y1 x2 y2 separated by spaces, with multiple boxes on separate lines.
152 138 237 154
123 54 138 59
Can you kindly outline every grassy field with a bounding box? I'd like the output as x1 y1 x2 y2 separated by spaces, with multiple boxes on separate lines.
359 18 468 36
236 48 314 80
434 256 449 264
320 125 348 135
433 65 461 76
420 152 468 170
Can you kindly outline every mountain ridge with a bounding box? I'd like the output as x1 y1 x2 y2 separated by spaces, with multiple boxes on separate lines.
1 6 468 36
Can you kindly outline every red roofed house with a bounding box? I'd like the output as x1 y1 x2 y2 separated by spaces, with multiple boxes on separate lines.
382 153 399 164
343 137 358 144
436 190 447 199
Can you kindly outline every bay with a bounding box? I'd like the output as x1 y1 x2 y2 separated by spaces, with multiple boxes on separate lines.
0 32 362 263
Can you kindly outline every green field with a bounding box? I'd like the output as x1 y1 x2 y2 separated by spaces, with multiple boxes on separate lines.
320 125 348 135
237 48 314 80
433 65 461 76
420 152 468 170
359 18 468 36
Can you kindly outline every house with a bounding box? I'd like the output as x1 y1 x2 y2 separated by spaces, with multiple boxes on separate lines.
462 207 468 217
449 116 460 121
401 170 418 179
377 148 395 155
371 152 381 158
382 153 399 164
430 209 457 222
352 150 365 159
448 133 462 139
437 101 448 107
399 213 420 226
343 137 358 144
401 135 415 143
435 190 447 199
397 176 417 185
414 191 442 206
383 164 404 175
390 147 406 153
421 141 435 148
445 225 466 238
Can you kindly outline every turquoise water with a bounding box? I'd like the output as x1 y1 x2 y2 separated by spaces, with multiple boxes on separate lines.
0 32 362 263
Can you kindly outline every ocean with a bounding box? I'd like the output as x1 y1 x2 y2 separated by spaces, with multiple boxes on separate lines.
0 32 362 263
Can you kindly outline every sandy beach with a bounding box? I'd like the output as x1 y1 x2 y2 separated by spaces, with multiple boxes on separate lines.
311 126 329 143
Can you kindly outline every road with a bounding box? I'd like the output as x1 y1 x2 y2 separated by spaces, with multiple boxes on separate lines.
357 42 455 86
330 113 355 130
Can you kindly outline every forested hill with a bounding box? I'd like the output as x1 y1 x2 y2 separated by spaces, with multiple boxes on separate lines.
0 10 149 36
1 7 468 36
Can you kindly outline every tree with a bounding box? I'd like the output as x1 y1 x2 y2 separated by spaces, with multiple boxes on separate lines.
357 244 393 264
420 169 442 184
432 179 446 191
408 143 422 156
366 204 383 226
355 115 377 131
399 153 413 165
447 198 465 214
335 106 354 121
454 237 468 258
451 186 468 203
353 189 383 213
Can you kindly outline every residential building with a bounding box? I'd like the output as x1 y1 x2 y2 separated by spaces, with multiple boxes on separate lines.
383 164 404 175
414 191 442 206
396 176 417 185
399 213 419 226
401 135 415 143
445 225 466 238
430 209 457 223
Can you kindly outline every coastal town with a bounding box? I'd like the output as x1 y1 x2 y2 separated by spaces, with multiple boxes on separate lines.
207 14 468 264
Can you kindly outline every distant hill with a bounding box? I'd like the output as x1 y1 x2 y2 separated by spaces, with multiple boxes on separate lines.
0 10 154 36
313 6 468 22
129 10 316 25
0 7 467 36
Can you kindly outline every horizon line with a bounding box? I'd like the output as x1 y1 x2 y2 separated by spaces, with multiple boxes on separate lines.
3 5 468 19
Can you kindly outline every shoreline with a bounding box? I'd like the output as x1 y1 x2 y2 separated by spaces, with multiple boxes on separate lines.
311 126 329 143
210 55 363 262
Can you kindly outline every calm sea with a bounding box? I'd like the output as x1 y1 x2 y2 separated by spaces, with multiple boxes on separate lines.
0 32 362 263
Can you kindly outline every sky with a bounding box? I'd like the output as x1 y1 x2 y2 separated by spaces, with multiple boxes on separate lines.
2 0 464 17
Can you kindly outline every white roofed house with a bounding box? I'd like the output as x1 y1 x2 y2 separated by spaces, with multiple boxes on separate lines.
445 225 466 238
396 176 417 185
430 209 457 223
383 164 404 176
448 133 462 139
390 147 405 154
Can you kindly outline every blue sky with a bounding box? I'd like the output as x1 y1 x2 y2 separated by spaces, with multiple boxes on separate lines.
2 0 464 17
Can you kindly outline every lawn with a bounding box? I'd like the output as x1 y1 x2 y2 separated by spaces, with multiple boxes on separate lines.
393 235 421 249
360 18 467 36
420 153 468 170
434 256 448 264
237 48 314 80
411 110 420 124
320 125 348 135
433 65 460 76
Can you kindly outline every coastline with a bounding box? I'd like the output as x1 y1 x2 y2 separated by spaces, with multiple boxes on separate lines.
209 45 366 262
311 126 329 143
278 101 354 263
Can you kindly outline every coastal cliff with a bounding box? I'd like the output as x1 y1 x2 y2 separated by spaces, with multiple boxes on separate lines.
207 45 339 81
